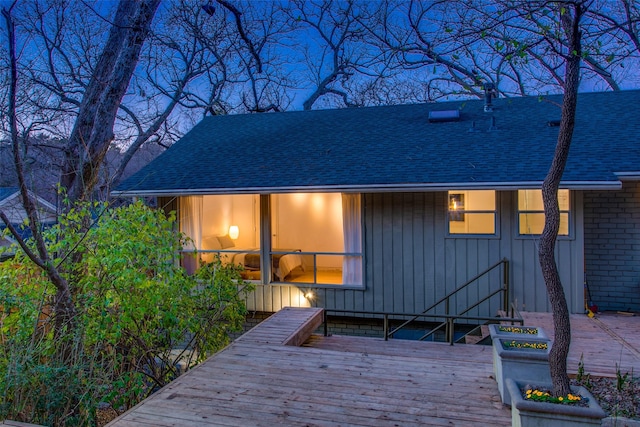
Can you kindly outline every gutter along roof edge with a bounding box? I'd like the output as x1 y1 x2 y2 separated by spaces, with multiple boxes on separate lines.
614 172 640 180
112 180 622 197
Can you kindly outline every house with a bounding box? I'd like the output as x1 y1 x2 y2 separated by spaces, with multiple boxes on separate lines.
0 187 58 259
114 90 640 318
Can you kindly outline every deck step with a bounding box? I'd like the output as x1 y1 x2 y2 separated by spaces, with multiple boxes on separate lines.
464 324 491 345
236 307 324 347
496 310 524 324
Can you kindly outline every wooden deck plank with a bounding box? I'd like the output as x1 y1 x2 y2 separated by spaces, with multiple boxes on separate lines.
108 309 640 427
179 345 498 401
182 362 497 406
129 376 504 427
235 307 323 346
108 307 511 427
520 312 640 378
208 347 495 387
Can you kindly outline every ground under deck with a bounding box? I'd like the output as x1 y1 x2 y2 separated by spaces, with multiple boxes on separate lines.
107 308 640 427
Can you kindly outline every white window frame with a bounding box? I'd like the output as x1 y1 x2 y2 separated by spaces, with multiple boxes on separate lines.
517 189 571 237
446 190 498 237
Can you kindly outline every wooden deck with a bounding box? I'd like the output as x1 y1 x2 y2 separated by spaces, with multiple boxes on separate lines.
521 311 640 378
107 307 510 426
106 308 640 427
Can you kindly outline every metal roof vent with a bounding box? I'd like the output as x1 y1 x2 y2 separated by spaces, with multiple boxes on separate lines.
483 82 496 112
428 109 460 123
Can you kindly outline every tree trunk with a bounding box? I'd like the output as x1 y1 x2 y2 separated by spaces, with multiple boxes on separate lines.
538 2 583 398
61 0 160 206
3 0 159 344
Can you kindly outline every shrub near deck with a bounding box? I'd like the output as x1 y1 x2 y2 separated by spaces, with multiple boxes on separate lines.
0 202 252 426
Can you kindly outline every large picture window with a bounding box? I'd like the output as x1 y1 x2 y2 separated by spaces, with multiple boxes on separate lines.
448 190 496 235
179 193 362 287
179 194 260 274
271 193 362 287
518 189 570 235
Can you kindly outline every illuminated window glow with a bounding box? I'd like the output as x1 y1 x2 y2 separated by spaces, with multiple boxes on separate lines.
518 189 570 235
179 193 362 287
448 190 496 235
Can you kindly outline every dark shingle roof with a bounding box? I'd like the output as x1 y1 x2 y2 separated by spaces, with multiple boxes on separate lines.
115 90 640 196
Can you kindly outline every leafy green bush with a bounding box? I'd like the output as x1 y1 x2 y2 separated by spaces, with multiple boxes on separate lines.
0 201 252 425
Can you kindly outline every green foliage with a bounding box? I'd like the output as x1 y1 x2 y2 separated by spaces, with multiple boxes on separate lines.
0 336 104 426
616 363 629 392
576 353 592 388
0 201 252 426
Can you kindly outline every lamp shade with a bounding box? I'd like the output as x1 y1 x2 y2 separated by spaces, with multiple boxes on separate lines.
228 225 239 240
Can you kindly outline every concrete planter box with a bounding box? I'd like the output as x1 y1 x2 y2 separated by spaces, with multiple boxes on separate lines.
493 337 552 405
488 324 549 341
506 378 606 427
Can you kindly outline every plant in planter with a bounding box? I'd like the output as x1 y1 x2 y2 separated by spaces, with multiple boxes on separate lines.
488 324 549 340
493 337 552 405
524 388 582 404
497 326 539 335
506 378 605 427
502 340 549 350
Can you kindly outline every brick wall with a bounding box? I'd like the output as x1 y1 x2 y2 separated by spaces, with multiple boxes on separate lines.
584 182 640 312
322 317 454 340
322 316 386 337
229 311 273 340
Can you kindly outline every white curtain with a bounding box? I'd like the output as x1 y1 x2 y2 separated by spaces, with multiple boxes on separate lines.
342 193 362 285
180 196 203 274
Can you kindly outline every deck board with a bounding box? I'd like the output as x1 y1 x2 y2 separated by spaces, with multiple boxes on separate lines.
235 306 323 346
108 309 640 427
108 307 511 427
520 312 640 377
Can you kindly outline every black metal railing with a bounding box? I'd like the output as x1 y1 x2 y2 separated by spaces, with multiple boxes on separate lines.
323 258 521 344
322 309 523 345
386 258 510 342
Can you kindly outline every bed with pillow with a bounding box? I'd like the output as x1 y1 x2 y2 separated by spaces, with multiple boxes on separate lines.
201 235 304 281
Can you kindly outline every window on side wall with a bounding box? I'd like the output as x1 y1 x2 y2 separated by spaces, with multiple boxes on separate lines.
447 190 496 235
518 189 570 236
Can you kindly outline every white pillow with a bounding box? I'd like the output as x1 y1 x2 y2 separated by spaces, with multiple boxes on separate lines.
202 235 222 250
217 234 235 249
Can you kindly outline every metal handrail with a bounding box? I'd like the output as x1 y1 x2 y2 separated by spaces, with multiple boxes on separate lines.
417 287 505 342
322 308 524 344
388 258 509 338
508 301 522 324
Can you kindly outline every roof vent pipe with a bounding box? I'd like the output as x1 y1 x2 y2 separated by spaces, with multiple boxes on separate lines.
483 82 496 112
489 116 498 131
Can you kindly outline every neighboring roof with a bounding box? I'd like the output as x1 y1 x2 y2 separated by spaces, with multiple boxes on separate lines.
114 90 640 196
0 187 57 258
0 187 19 202
0 187 57 216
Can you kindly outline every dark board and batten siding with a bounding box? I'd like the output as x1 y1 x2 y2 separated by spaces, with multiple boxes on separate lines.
245 191 584 316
